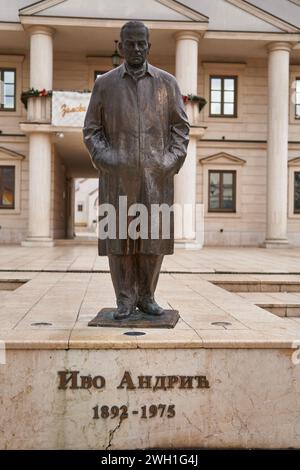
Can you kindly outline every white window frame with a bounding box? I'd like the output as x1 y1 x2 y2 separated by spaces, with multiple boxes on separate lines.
0 55 24 117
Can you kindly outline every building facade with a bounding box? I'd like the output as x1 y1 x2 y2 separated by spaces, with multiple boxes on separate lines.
0 0 300 247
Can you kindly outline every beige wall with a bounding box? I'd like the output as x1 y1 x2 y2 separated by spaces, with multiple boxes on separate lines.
53 52 89 91
0 55 29 133
198 59 268 141
197 142 267 246
51 52 175 91
0 50 300 246
0 138 29 244
195 59 300 246
288 149 300 245
51 145 67 239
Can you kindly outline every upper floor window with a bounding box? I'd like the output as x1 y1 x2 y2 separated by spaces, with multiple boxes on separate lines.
294 171 300 213
0 165 15 209
208 170 236 212
0 68 16 111
209 76 237 117
295 78 300 119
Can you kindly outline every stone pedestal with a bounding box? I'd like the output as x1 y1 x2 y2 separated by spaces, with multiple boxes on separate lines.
1 347 300 449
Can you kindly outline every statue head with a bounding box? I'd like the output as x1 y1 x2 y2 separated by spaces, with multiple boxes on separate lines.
119 21 151 68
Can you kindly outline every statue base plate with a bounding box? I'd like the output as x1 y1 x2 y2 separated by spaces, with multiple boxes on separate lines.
88 308 179 328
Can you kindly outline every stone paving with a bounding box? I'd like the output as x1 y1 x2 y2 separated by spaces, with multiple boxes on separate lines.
1 245 300 350
1 244 300 273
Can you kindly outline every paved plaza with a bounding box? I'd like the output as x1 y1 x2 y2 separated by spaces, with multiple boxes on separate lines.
1 245 300 350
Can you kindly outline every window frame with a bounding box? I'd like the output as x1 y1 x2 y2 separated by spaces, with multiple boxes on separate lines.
294 171 300 214
0 68 16 112
0 165 15 209
208 169 237 213
0 158 22 215
0 55 24 117
295 77 300 120
287 160 300 219
202 63 246 124
209 75 238 118
289 67 300 125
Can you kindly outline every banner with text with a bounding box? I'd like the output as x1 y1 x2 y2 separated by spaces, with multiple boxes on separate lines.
52 91 91 127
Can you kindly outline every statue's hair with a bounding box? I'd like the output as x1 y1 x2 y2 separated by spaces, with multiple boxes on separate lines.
120 21 149 41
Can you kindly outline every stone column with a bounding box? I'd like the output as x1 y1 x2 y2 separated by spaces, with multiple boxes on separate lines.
29 26 54 90
264 42 292 248
22 133 53 246
174 31 202 249
22 26 54 247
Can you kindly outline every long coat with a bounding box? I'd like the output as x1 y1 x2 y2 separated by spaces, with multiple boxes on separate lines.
83 62 189 256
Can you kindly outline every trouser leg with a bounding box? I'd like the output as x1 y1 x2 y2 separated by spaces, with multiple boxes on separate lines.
108 254 137 308
137 254 164 301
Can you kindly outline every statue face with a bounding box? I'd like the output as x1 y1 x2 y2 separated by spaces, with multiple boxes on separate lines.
119 26 151 68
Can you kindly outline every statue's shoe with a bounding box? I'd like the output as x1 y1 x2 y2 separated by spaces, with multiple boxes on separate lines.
137 299 164 316
113 305 133 320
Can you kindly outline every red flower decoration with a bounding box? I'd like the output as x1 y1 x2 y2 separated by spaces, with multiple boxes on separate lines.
181 94 207 112
21 88 53 109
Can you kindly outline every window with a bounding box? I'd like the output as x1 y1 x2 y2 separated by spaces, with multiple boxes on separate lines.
210 76 237 117
0 69 16 111
77 204 83 212
0 166 15 209
208 170 236 212
295 78 300 119
294 172 300 213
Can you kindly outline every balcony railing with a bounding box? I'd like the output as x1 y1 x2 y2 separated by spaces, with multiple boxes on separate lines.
25 91 206 128
25 91 91 127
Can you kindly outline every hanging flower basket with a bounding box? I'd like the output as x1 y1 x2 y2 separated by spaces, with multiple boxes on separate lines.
21 88 53 110
182 94 207 112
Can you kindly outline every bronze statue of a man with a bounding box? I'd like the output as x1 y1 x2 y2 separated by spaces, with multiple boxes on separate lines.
83 21 189 320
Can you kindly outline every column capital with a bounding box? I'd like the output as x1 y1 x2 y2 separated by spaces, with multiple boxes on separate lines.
174 31 202 42
267 41 293 53
28 25 55 37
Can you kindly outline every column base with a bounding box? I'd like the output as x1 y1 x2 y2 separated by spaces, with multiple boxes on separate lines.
21 237 55 247
175 239 203 250
263 238 289 249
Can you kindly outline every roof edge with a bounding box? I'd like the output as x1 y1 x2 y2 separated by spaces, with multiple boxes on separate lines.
226 0 299 33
